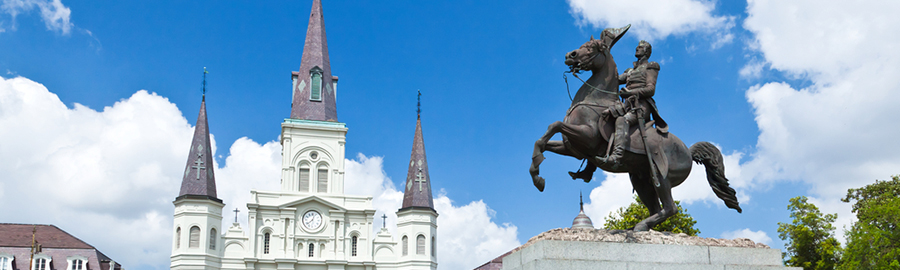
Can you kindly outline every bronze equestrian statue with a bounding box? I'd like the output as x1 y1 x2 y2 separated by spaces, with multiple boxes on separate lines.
529 25 741 232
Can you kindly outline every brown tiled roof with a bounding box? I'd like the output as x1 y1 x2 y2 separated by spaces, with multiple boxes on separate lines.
290 0 338 121
0 224 93 249
178 97 219 201
400 118 435 210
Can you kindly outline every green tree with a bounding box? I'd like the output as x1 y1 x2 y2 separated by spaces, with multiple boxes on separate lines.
838 176 900 270
603 195 700 236
777 196 842 270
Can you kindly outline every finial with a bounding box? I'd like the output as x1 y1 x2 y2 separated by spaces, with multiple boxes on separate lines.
417 90 422 119
580 191 584 211
233 208 240 223
382 214 388 228
202 67 209 101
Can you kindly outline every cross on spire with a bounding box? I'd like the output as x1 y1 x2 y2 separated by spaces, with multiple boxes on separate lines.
381 214 387 228
233 208 240 223
202 67 208 100
415 169 427 191
192 156 206 180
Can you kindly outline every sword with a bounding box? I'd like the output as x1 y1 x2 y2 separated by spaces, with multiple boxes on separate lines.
635 107 661 187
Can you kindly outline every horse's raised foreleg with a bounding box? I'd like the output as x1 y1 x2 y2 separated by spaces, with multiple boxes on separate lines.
531 121 599 191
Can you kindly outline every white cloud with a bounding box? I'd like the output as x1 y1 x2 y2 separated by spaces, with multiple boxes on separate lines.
720 228 772 245
1 0 73 34
738 0 900 233
567 0 734 43
583 172 635 227
343 154 520 270
0 76 193 269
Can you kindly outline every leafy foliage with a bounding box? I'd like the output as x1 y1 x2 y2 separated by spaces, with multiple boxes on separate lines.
603 195 700 236
838 176 900 270
777 196 842 270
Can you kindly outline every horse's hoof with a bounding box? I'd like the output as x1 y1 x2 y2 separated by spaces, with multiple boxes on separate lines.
568 171 593 183
633 222 650 232
533 176 545 192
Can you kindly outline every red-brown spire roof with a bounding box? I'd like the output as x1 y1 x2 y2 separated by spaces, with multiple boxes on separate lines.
290 0 337 121
400 117 435 211
177 97 219 201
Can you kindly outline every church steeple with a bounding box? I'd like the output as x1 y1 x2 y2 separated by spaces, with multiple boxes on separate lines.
177 69 219 201
401 91 434 211
290 0 337 121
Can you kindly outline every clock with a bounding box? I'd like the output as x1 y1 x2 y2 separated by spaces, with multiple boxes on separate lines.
302 210 323 230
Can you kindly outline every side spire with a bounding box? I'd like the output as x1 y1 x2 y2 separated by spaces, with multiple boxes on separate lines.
290 0 337 121
401 92 434 211
178 68 219 201
572 191 593 229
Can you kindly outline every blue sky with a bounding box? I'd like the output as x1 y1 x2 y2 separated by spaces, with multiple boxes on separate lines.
3 0 900 269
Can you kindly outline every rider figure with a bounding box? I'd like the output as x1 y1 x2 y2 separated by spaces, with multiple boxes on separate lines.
595 40 667 168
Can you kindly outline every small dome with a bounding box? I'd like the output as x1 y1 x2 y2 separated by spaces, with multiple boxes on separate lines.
571 192 593 229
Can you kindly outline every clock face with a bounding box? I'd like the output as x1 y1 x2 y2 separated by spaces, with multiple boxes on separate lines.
302 210 323 230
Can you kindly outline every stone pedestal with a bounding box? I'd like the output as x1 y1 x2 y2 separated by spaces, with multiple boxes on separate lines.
502 240 799 270
493 228 799 270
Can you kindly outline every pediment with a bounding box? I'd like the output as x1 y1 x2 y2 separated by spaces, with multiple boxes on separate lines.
278 196 346 212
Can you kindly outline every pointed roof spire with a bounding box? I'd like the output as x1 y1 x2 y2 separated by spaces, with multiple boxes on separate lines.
177 69 219 202
401 93 434 211
290 0 337 121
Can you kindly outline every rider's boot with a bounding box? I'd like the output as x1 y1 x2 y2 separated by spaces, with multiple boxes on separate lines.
595 116 628 168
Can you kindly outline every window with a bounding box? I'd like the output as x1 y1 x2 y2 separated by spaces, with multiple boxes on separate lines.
209 228 217 250
401 236 408 256
308 243 315 257
351 236 358 257
0 256 11 270
317 167 328 193
189 226 200 248
432 236 436 257
263 233 271 254
71 259 84 270
34 258 48 270
417 235 426 255
175 227 181 249
299 168 310 192
309 68 322 101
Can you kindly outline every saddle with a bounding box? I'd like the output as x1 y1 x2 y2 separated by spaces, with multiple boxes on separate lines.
599 119 670 179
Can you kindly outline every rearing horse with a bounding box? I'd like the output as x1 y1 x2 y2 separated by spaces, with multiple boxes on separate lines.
529 25 742 231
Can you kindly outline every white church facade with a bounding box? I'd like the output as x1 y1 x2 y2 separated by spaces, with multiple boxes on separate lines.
169 1 438 269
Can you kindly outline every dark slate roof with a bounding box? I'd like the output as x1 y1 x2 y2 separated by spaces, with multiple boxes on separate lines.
0 224 93 249
0 224 120 270
400 118 435 211
178 97 218 200
290 0 338 121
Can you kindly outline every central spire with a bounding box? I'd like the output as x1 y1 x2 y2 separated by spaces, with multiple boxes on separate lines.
290 0 337 121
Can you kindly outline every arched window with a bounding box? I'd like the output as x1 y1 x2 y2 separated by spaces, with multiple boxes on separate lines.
416 235 426 255
317 165 328 193
34 258 48 270
299 165 310 192
308 243 315 257
70 259 84 270
209 228 217 250
189 226 201 248
432 236 436 257
401 236 408 256
309 67 323 101
175 227 181 249
351 236 358 256
263 232 271 254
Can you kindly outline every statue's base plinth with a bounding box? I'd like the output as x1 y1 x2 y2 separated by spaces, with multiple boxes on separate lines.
502 240 799 270
493 229 799 270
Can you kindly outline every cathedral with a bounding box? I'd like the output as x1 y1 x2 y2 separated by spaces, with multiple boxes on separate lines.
169 1 438 269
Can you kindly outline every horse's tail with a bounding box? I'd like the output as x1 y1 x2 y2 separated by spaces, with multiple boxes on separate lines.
689 142 742 213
